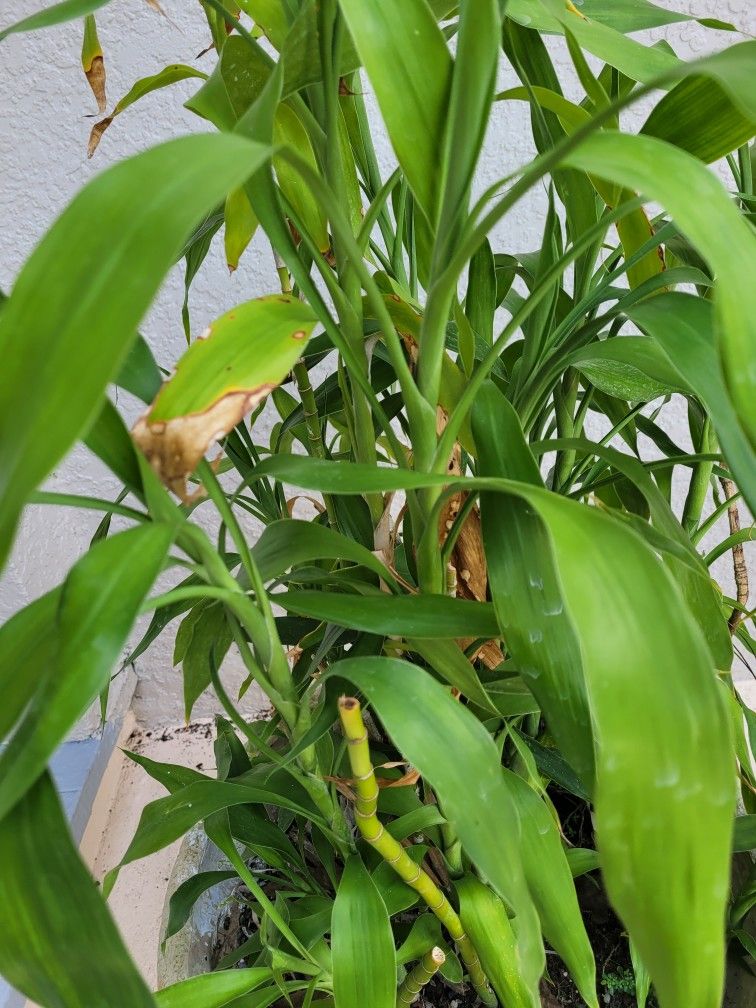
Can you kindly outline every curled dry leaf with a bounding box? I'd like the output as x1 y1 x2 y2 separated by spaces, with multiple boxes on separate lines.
85 55 107 112
132 295 317 500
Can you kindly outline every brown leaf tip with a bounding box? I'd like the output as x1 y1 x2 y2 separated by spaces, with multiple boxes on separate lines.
132 385 274 501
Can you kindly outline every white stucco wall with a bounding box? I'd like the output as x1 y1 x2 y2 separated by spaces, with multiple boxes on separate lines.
0 0 753 732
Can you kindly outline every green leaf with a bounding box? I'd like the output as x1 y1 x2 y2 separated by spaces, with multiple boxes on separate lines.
396 914 444 966
522 0 679 82
0 588 59 741
0 524 171 819
111 778 322 885
224 186 258 271
88 65 208 157
0 133 270 570
626 293 756 515
132 295 316 499
0 773 155 1008
83 397 143 493
456 875 538 1008
155 968 272 1008
465 238 497 345
630 938 652 1008
642 75 756 164
569 338 692 402
227 804 305 870
163 870 237 945
437 0 499 245
332 856 396 1008
116 334 162 404
275 589 500 639
215 715 252 780
329 657 545 998
336 0 452 220
516 732 589 801
251 454 451 493
566 848 600 878
125 749 207 795
537 435 732 669
732 927 756 961
181 603 232 720
509 0 716 33
0 0 112 41
472 385 595 788
410 638 497 712
185 60 237 131
237 0 290 48
273 103 329 253
252 518 395 586
473 448 735 1005
561 129 756 454
504 769 597 1008
733 815 756 853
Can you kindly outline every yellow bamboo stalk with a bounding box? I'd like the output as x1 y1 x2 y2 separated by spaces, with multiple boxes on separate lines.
338 697 496 1006
397 946 445 1006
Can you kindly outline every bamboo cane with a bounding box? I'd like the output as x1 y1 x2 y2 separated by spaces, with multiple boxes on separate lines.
397 946 445 1006
338 696 496 1006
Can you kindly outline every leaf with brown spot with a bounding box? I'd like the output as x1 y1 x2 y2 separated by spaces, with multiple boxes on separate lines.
132 295 317 499
81 14 106 112
88 64 208 157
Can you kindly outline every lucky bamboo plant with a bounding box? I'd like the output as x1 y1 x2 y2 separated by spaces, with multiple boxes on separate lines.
0 1 755 1007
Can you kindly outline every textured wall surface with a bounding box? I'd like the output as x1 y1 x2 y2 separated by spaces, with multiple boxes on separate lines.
0 0 753 731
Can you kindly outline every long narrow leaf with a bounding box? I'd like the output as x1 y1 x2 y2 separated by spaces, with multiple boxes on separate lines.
561 129 756 454
332 856 396 1008
0 524 172 819
0 133 269 570
336 0 452 220
0 773 155 1008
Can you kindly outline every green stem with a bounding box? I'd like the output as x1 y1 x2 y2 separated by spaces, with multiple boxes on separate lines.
275 254 340 528
682 417 714 534
553 369 579 490
198 460 292 694
397 947 446 1007
338 697 495 1006
433 198 643 471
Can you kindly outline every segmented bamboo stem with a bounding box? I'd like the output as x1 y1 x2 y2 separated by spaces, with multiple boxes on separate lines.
338 697 496 1006
397 946 445 1006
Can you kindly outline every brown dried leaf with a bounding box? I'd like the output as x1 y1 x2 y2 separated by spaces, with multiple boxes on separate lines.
87 114 113 157
132 386 273 502
286 495 326 517
85 55 107 113
435 408 504 671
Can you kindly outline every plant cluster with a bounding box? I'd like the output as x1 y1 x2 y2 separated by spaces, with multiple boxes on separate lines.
0 1 755 1008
